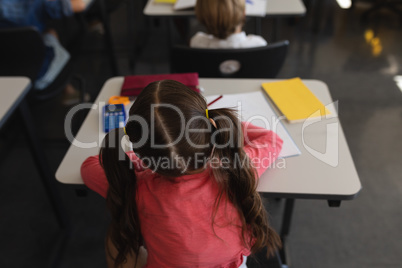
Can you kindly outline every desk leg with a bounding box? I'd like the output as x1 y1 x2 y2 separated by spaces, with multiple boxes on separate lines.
279 198 295 267
255 17 262 36
99 0 119 76
19 100 70 230
168 18 174 47
128 0 137 71
272 18 278 42
312 0 324 34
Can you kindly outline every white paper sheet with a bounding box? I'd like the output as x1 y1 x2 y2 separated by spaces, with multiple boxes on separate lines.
174 0 196 10
245 0 267 17
206 91 301 158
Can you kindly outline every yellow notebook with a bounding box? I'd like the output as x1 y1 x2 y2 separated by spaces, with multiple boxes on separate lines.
261 78 330 123
154 0 176 3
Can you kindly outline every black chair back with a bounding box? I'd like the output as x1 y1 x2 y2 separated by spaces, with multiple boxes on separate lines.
0 27 46 82
171 41 289 78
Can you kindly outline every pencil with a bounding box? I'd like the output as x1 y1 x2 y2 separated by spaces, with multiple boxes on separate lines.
207 95 223 106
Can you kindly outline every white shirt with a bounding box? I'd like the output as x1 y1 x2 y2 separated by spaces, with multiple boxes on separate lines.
190 31 267 49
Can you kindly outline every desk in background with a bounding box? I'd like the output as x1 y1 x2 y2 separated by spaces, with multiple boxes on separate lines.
144 0 306 17
0 78 30 128
0 77 69 228
56 77 361 267
144 0 306 39
0 77 70 267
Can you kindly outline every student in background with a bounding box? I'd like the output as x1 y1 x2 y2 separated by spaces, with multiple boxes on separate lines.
81 80 283 268
190 0 267 49
0 0 86 103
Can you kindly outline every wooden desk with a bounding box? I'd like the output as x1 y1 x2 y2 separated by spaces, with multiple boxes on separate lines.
56 77 361 267
144 0 306 17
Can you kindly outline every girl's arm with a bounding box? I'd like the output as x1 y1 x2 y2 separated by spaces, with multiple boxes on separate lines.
81 155 109 198
242 122 283 178
80 151 141 198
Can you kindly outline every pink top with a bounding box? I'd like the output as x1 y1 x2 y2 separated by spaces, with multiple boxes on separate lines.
81 123 283 268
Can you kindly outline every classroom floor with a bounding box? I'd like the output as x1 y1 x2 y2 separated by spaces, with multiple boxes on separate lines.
1 0 402 267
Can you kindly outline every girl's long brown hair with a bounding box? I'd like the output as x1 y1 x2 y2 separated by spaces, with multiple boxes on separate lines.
100 80 281 267
100 128 143 267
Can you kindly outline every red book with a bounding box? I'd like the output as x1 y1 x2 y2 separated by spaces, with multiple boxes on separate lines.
121 73 200 96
